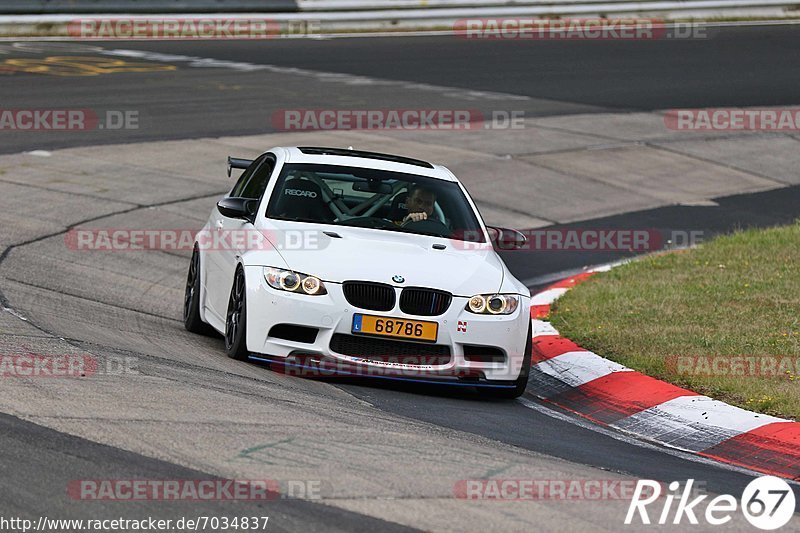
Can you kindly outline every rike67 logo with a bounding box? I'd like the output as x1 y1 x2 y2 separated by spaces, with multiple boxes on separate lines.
626 476 796 530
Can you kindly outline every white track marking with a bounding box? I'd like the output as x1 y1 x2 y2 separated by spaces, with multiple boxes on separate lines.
532 319 559 336
612 396 787 452
534 350 632 387
640 395 787 430
99 48 530 102
530 287 568 306
518 397 795 482
2 306 29 321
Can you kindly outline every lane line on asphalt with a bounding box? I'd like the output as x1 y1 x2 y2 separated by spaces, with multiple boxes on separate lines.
99 47 531 102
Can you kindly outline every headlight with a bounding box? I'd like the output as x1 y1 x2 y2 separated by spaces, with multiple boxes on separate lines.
264 267 327 295
465 294 519 315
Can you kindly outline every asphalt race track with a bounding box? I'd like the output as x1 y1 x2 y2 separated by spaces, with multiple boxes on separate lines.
1 26 799 531
2 24 800 153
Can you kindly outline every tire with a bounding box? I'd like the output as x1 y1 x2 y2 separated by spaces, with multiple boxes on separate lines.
225 266 249 361
486 322 532 399
183 247 213 335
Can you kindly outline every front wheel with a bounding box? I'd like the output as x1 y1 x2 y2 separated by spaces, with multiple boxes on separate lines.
225 267 249 361
486 322 532 399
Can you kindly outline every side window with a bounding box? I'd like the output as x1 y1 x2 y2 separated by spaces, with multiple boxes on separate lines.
240 157 275 200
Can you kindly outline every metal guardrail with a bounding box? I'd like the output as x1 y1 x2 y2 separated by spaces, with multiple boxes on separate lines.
0 0 796 36
3 0 798 14
0 1 298 14
298 0 800 18
299 0 800 17
297 0 623 9
297 0 722 9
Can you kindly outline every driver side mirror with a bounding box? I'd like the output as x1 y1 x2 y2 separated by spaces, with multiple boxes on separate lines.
217 197 257 223
487 226 527 250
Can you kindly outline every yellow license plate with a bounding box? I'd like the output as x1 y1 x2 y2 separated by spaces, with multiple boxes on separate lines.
352 314 438 343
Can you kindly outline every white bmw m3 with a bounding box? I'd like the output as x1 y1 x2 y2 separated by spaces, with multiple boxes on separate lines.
184 147 532 398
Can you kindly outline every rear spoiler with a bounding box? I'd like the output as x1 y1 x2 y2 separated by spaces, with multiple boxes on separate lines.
227 156 253 177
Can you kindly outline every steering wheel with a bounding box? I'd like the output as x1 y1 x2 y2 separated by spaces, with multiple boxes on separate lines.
339 216 397 230
401 217 451 237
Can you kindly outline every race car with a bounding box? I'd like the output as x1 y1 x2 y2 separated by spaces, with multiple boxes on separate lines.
183 146 532 398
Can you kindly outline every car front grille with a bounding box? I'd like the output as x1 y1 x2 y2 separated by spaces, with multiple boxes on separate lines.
330 334 450 365
342 281 396 311
399 287 452 316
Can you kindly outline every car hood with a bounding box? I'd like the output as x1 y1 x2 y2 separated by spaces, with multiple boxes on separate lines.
264 223 506 296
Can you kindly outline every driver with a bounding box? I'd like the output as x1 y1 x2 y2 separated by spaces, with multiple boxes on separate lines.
401 185 436 225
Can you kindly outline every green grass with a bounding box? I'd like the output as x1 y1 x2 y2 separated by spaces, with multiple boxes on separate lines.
550 221 800 420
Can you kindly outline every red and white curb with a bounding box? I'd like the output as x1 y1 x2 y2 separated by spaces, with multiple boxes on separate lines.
528 268 800 481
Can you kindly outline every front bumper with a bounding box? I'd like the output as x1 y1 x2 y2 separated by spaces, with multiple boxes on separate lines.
243 266 530 382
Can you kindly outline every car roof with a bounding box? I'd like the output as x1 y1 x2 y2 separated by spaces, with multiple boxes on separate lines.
275 146 458 182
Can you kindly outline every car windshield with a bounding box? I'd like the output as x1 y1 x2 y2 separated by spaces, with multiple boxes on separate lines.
265 163 486 242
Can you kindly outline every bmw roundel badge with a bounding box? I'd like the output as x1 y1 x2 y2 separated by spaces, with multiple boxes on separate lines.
392 275 405 284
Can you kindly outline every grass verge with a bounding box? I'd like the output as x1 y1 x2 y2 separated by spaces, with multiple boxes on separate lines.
550 221 800 420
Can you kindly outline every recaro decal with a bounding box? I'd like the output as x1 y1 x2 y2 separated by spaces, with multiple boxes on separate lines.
285 189 318 198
